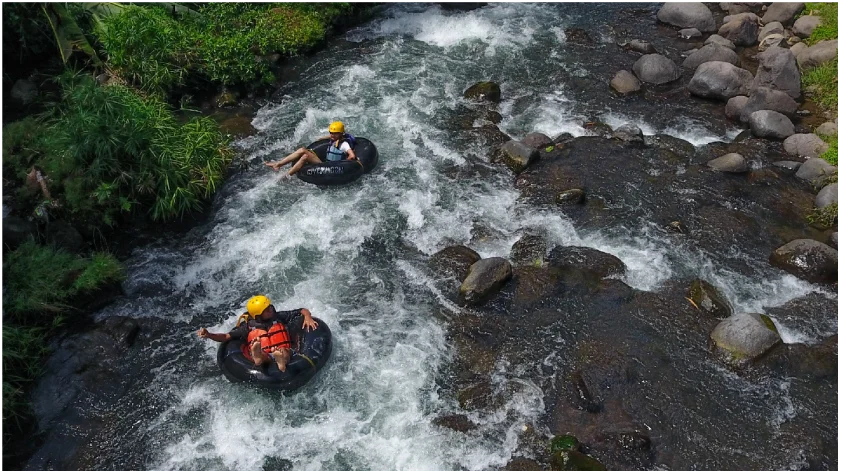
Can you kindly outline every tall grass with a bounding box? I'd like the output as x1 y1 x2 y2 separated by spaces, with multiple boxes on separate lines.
803 2 838 45
802 58 838 109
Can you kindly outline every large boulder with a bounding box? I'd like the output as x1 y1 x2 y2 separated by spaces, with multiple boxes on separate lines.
632 54 681 85
783 134 830 159
711 313 782 363
705 34 736 50
656 3 716 32
521 132 553 150
510 233 548 267
707 153 748 172
546 246 626 279
749 110 795 139
688 279 733 319
753 46 801 99
739 87 799 122
610 70 642 94
687 61 753 100
792 15 822 38
795 158 837 186
613 124 644 144
758 21 785 42
459 257 513 305
761 2 805 26
429 245 482 281
682 43 740 70
464 81 501 103
815 183 838 209
797 40 838 70
725 96 749 120
499 140 539 174
718 16 760 46
769 239 838 283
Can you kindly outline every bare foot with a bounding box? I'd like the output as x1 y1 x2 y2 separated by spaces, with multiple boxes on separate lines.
265 162 281 171
250 341 265 364
272 349 291 372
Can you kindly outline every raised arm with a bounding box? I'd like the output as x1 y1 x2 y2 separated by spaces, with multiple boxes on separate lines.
196 327 232 343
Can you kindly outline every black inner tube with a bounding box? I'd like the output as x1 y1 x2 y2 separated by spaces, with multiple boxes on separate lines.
296 137 379 185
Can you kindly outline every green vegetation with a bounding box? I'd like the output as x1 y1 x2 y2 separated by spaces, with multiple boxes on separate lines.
2 242 124 437
802 58 838 109
807 202 838 228
803 2 838 45
818 133 838 165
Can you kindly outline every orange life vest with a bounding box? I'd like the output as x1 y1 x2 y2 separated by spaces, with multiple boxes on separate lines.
242 322 291 360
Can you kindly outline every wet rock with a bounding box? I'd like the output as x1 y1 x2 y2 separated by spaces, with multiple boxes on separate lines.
484 110 503 124
769 239 838 283
758 33 785 52
758 21 785 42
521 132 553 150
632 54 681 85
761 2 805 26
432 414 477 433
550 450 607 471
556 189 586 205
683 43 740 71
214 89 238 108
2 215 38 250
768 336 838 380
647 134 696 159
567 370 603 413
710 312 782 363
610 70 641 95
687 61 754 100
783 134 830 159
792 15 821 38
753 46 801 99
502 457 544 471
815 122 837 137
795 158 837 186
688 279 733 318
772 160 802 171
725 96 749 120
628 39 656 54
499 140 539 174
666 220 688 233
656 3 716 32
747 168 781 186
550 434 582 454
546 246 626 280
705 34 736 50
707 153 748 172
739 87 799 122
10 79 38 106
512 265 563 306
473 124 511 148
459 257 513 305
565 28 593 44
219 116 257 138
429 245 481 281
679 28 702 39
718 16 760 47
613 124 644 144
797 40 838 70
749 110 795 139
815 183 837 209
464 81 502 103
789 41 808 58
583 121 614 138
510 233 548 267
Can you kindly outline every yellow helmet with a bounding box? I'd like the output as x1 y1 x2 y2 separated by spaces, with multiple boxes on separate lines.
328 121 345 133
246 295 271 317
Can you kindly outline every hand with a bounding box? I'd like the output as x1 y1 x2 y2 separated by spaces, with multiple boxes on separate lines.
197 327 209 338
302 317 319 332
348 156 357 161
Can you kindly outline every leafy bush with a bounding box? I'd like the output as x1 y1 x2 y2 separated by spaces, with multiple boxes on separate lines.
38 73 233 225
73 252 125 292
804 2 838 45
2 117 49 182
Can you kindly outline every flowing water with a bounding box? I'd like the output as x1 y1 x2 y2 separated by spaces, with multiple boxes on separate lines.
43 4 836 470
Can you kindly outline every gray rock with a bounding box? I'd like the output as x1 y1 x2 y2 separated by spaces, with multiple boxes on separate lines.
816 122 837 136
628 39 657 54
754 46 801 99
796 158 838 186
707 152 748 172
797 40 838 70
762 2 805 26
546 246 626 279
429 245 481 282
657 2 716 32
816 183 838 208
521 132 552 150
510 233 548 267
459 257 513 305
610 70 642 94
679 28 703 39
783 133 830 158
464 81 501 103
792 15 822 38
683 43 740 70
749 110 795 139
720 3 751 15
772 160 803 171
723 12 761 24
705 34 736 50
758 21 785 42
789 41 808 58
770 239 838 283
711 313 781 362
632 54 682 85
613 124 644 143
688 279 733 319
739 86 799 122
687 61 754 100
499 140 539 174
831 232 838 248
725 96 749 120
758 34 785 52
718 16 760 46
2 215 38 250
556 189 586 205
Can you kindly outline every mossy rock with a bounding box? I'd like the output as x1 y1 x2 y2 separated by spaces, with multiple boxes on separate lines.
550 451 606 471
688 279 732 319
464 81 502 103
550 434 581 454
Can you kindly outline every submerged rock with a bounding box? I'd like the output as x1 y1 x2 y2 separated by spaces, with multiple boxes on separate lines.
546 246 626 280
464 81 501 103
769 239 838 284
459 257 513 305
556 188 586 205
429 245 481 281
688 279 733 318
711 312 782 363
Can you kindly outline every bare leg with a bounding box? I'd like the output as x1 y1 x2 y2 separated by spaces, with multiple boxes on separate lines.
250 340 270 365
271 348 292 372
287 151 322 176
265 148 309 171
